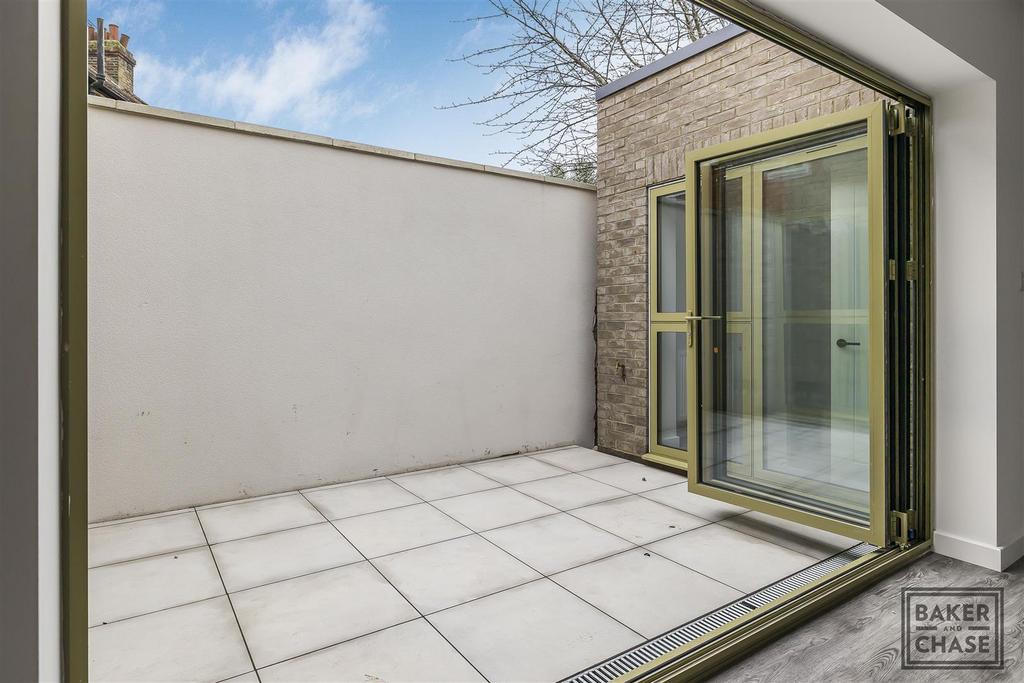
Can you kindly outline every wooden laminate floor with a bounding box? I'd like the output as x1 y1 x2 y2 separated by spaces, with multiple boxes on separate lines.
712 551 1024 682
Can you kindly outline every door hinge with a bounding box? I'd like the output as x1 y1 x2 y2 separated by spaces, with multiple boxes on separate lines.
888 259 898 281
905 259 919 281
887 104 908 136
890 509 917 548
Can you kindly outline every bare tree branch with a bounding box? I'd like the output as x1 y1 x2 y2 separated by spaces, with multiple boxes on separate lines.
445 0 726 177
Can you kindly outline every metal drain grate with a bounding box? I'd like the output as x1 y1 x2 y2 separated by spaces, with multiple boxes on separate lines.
562 542 877 683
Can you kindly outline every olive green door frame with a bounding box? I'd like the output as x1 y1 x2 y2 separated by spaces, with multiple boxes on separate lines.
686 103 890 547
621 0 932 680
61 0 89 680
646 181 692 470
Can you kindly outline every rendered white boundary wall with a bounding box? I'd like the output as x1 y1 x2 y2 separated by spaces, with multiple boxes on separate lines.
88 99 597 521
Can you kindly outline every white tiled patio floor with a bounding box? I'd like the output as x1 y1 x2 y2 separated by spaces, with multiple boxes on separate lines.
88 446 858 683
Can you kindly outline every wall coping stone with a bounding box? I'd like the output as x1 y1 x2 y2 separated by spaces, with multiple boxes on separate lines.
88 95 596 191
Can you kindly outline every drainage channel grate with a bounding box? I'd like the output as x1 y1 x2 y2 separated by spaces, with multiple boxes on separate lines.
562 542 877 683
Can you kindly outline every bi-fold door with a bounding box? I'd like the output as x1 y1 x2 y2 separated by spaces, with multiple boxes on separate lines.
647 181 691 469
649 101 915 547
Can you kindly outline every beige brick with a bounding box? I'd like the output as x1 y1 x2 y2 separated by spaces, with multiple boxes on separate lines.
594 32 885 457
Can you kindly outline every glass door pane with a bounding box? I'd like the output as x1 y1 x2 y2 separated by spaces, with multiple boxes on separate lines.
688 104 888 545
656 330 688 451
648 181 690 468
657 192 687 313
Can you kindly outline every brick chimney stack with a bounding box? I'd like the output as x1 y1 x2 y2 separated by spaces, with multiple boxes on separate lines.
88 18 137 97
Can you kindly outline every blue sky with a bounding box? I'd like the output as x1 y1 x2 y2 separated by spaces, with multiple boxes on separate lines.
88 0 533 167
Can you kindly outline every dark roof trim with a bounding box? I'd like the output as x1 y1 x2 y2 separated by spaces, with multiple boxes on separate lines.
595 24 747 101
88 66 145 104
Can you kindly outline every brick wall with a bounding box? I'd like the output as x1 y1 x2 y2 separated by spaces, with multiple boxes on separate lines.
595 30 884 457
88 40 137 96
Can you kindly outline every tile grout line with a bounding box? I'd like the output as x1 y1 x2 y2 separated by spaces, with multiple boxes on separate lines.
409 482 649 642
296 489 493 683
691 517 826 563
562 477 830 577
714 516 847 561
543 508 756 597
621 541 876 655
499 474 715 553
502 484 753 597
192 509 263 683
91 544 428 632
92 485 550 570
86 445 587 530
89 593 225 630
90 452 840 678
87 503 813 634
577 495 823 592
635 543 756 595
94 468 810 583
571 464 686 491
88 516 335 570
88 507 199 529
370 446 591 494
88 540 210 570
278 475 685 566
97 467 680 569
88 449 629 542
373 457 757 602
633 520 828 594
360 494 564 658
356 474 642 676
217 555 365 597
253 615 426 674
382 452 632 502
196 489 303 512
483 480 829 641
331 495 650 565
214 671 258 683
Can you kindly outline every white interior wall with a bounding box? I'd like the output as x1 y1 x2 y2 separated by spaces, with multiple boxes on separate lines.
38 0 61 677
755 0 1023 570
0 0 61 677
878 0 1024 572
87 105 597 521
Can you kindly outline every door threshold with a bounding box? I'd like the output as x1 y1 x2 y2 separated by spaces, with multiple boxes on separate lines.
563 540 930 683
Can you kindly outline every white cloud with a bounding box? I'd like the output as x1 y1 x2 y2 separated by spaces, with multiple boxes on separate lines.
134 0 384 132
133 52 194 109
91 0 165 35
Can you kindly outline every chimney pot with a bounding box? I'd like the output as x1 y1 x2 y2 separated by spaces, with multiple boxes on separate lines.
88 16 140 101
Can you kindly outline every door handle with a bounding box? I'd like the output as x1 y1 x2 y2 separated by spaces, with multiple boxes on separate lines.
682 314 723 346
836 338 861 348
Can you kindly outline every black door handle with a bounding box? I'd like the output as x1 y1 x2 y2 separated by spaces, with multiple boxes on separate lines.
836 339 861 348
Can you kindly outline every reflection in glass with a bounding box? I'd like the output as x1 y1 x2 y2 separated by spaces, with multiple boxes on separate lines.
699 126 871 525
657 331 687 451
724 330 748 469
657 192 686 313
724 178 744 314
760 148 869 494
